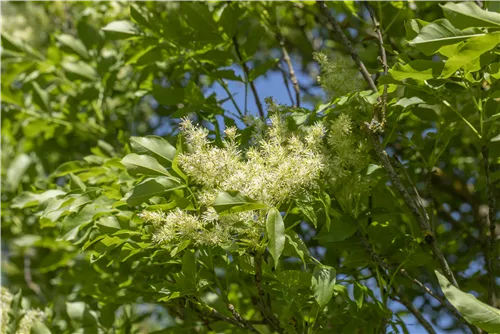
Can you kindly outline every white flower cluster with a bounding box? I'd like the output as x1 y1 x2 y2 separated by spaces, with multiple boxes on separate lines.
314 52 365 98
142 115 325 248
1 288 13 333
1 288 45 334
326 114 369 212
18 310 45 334
180 116 325 206
140 110 370 248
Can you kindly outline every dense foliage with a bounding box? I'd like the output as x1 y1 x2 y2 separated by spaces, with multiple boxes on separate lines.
1 1 499 333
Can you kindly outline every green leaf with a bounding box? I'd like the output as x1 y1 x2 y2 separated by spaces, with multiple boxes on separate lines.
283 231 311 267
102 20 141 39
218 4 241 38
152 84 185 106
266 208 285 269
66 301 98 326
409 19 484 55
12 190 65 209
130 4 153 30
395 97 425 108
179 250 197 292
32 82 50 112
96 216 121 233
435 271 500 333
296 200 318 228
61 61 98 81
275 270 313 290
389 60 444 81
130 136 176 166
6 153 32 191
209 69 242 81
315 215 358 243
127 46 163 66
171 135 188 181
442 2 500 29
311 266 337 308
441 33 500 78
30 321 52 334
182 3 223 44
353 282 365 309
405 19 429 40
56 34 89 59
212 191 268 214
248 59 279 82
125 176 184 206
69 173 87 192
121 153 170 177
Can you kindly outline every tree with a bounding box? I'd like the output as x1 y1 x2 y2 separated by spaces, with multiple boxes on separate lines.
1 1 499 333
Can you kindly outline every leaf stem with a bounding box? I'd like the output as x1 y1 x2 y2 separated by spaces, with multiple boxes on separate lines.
390 294 437 334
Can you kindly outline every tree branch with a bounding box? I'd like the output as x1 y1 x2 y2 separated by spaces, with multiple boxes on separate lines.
24 251 46 304
277 63 295 106
390 294 437 334
277 34 300 107
315 0 457 287
365 2 388 120
399 269 480 333
233 37 265 118
228 304 259 333
481 145 498 307
254 253 284 333
359 230 480 333
368 135 458 287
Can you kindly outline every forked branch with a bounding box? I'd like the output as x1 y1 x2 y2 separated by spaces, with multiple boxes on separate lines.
315 0 458 288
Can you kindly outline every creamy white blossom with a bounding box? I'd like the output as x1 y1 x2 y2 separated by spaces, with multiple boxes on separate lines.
18 309 45 334
140 111 368 248
1 287 45 334
1 288 13 333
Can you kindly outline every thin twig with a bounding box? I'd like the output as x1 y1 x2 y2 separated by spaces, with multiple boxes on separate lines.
228 304 259 333
369 136 458 287
254 253 284 333
427 169 436 231
278 34 300 107
390 294 437 334
190 298 253 331
206 306 247 329
316 0 458 288
360 233 479 333
23 251 46 303
474 0 483 8
365 2 388 121
481 145 497 307
233 37 265 118
399 269 480 333
277 63 295 106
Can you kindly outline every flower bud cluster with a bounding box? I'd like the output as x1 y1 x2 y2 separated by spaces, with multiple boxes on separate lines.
314 52 364 98
142 110 368 248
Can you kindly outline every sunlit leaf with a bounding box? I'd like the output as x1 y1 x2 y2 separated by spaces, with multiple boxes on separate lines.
409 19 484 55
266 207 285 269
311 266 337 308
442 2 500 29
436 271 500 333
